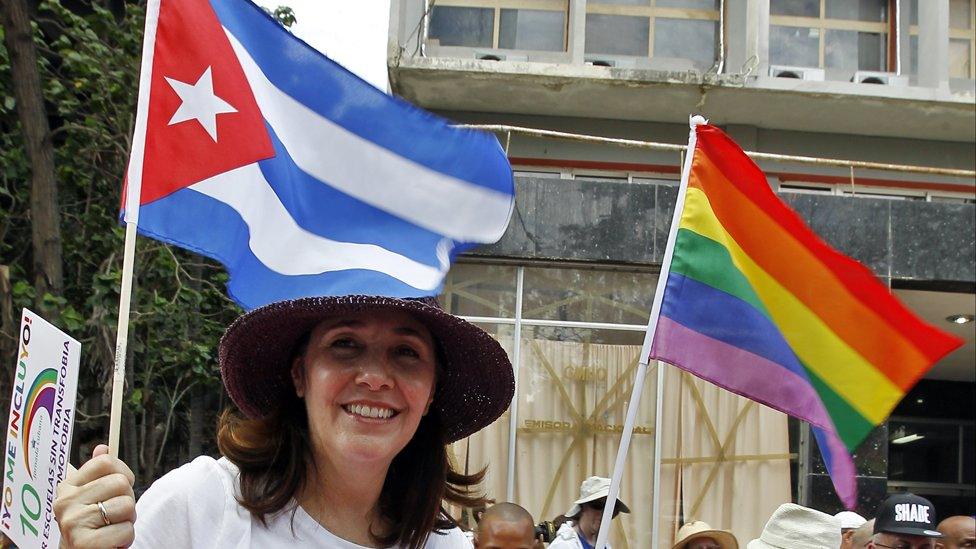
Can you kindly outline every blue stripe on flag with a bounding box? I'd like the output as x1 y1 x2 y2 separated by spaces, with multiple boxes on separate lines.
138 188 437 308
661 273 811 381
257 124 457 263
811 424 858 508
208 0 512 196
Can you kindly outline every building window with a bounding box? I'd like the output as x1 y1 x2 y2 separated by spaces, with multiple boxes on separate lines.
769 0 888 73
428 1 568 52
584 0 720 67
949 0 975 79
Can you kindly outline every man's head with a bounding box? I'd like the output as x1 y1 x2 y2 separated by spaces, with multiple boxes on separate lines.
936 516 976 549
852 520 876 548
869 494 942 549
564 476 630 541
474 503 536 549
576 497 618 540
838 512 868 549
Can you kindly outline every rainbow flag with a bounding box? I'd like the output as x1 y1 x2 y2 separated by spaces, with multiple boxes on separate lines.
649 120 964 507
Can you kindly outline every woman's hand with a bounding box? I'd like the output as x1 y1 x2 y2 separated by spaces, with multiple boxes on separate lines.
54 444 136 548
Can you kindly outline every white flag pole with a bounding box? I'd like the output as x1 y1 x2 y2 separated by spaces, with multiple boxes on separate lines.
107 0 161 459
593 115 706 549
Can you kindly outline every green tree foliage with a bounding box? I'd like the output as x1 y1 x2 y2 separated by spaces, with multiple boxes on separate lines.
264 5 296 28
1 1 247 485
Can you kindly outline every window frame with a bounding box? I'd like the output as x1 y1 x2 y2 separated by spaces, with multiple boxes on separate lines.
948 0 976 79
769 0 891 71
584 0 720 59
887 415 976 492
427 0 570 52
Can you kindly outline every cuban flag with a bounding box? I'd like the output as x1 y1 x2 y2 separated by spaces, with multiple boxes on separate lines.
121 0 514 310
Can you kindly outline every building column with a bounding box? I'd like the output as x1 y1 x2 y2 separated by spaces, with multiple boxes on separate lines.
896 0 913 75
725 0 769 76
568 0 586 65
917 0 950 89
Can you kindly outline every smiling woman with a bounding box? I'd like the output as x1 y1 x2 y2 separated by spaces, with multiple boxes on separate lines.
53 295 515 549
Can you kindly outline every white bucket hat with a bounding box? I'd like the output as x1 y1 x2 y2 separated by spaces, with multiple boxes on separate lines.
746 504 841 549
673 521 739 549
834 511 866 530
564 476 631 518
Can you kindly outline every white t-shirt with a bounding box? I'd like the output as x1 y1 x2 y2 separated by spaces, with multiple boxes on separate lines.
133 456 472 548
547 522 612 549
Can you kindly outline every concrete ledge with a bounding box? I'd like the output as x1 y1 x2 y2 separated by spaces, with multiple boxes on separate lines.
391 56 976 142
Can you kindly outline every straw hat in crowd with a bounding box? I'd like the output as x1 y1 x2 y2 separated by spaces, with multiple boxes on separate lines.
673 521 738 549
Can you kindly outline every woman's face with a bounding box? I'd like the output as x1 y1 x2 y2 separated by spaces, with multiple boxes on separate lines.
292 310 437 466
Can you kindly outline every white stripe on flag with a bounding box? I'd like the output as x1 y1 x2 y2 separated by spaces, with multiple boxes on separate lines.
224 30 513 244
190 163 450 289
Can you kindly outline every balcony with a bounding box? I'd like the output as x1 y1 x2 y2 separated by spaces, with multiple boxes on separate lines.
389 0 976 141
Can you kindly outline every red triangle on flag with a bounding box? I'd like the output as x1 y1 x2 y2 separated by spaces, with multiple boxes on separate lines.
137 0 274 206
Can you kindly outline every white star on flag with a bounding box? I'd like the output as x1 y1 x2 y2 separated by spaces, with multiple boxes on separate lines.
165 66 237 141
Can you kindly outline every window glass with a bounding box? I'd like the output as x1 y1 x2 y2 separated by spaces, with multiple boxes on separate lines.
429 6 494 48
441 264 517 318
825 0 887 22
591 0 649 5
770 0 819 17
825 29 886 71
654 18 718 66
522 267 656 324
950 0 972 29
888 421 960 484
585 14 650 56
950 39 972 78
499 9 566 51
656 0 719 9
770 25 820 67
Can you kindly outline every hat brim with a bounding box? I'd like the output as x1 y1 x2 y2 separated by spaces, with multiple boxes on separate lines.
219 295 515 443
565 493 631 518
674 531 738 549
877 526 943 538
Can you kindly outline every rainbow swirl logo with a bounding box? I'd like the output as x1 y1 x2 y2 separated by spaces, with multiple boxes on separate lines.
21 368 57 479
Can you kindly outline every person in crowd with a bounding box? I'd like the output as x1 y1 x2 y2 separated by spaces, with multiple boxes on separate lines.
837 511 868 549
672 520 738 549
853 519 877 548
473 503 539 549
54 295 515 548
936 516 975 549
746 503 841 549
548 476 630 549
869 493 943 549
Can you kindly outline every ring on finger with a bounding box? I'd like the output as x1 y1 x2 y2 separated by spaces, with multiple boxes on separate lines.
96 501 111 526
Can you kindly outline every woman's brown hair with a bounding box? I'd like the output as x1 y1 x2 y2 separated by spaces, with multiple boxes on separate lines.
217 339 486 548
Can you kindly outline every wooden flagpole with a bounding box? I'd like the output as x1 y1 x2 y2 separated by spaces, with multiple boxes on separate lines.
107 0 161 459
593 115 706 549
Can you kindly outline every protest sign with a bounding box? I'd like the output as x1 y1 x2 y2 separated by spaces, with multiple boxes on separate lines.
1 310 80 549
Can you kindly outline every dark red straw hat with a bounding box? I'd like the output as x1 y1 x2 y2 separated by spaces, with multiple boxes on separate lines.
219 295 514 443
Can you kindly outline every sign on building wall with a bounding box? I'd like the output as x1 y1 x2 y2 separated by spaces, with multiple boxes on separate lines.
1 310 80 549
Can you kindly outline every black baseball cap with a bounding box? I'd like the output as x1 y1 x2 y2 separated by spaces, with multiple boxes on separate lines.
874 493 943 538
